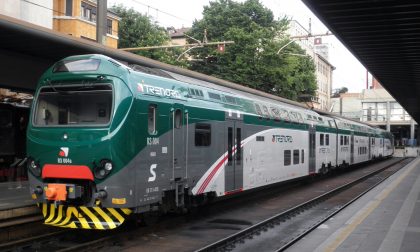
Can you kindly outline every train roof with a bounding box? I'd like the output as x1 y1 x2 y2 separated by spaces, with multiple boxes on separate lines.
44 54 389 136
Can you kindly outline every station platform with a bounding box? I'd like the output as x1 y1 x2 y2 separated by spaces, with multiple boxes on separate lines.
0 180 33 210
289 157 420 252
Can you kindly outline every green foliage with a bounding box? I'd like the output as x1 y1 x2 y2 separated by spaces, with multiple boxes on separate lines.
187 0 317 101
110 5 188 66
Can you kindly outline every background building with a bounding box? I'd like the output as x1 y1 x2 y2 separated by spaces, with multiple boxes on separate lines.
53 0 120 48
0 0 53 28
287 20 335 111
331 78 418 146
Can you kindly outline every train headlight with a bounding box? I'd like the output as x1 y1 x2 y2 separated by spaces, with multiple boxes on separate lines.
27 158 41 177
94 159 113 180
104 162 113 171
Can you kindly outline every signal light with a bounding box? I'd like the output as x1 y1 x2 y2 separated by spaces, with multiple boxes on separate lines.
217 44 225 53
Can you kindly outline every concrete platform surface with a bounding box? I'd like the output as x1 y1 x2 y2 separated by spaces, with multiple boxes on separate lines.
289 157 420 252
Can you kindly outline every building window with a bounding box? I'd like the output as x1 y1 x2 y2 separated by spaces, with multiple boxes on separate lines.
65 0 73 16
81 2 97 22
107 19 112 34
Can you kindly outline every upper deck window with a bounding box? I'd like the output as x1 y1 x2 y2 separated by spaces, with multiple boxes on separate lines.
53 59 101 73
33 84 112 127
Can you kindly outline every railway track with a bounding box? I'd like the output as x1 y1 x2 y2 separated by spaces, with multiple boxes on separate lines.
196 157 412 252
0 158 409 252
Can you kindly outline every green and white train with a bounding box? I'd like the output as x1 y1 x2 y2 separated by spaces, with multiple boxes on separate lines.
27 54 394 230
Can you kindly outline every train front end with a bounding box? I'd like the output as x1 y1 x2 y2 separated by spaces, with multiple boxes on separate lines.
28 55 135 230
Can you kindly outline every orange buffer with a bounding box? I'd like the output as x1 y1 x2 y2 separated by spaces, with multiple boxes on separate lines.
45 184 67 201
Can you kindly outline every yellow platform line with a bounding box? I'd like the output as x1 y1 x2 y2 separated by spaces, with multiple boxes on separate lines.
324 158 419 252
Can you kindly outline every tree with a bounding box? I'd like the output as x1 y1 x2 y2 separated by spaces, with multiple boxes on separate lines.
186 0 317 101
332 87 348 97
110 5 187 66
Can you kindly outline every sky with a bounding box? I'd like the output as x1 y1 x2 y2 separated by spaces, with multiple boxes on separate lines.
108 0 368 92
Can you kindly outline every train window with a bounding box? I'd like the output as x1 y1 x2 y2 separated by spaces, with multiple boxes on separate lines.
280 109 289 121
284 150 291 166
174 109 182 129
301 150 304 163
148 105 157 134
256 136 265 141
225 95 237 104
53 59 101 73
228 127 233 164
208 92 221 100
270 107 281 121
34 85 112 126
236 128 242 162
340 135 344 145
320 134 324 146
293 150 299 164
254 104 263 118
195 123 211 146
262 105 270 119
326 134 329 146
297 113 304 123
0 110 12 128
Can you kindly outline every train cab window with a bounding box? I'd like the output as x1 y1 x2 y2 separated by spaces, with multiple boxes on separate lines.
293 150 299 165
301 149 304 163
174 109 182 129
340 135 344 145
325 134 329 146
148 105 157 134
34 85 112 126
195 123 211 146
320 134 324 146
284 150 291 166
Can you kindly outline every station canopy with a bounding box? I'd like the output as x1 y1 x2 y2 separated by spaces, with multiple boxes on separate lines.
303 0 420 122
2 1 420 122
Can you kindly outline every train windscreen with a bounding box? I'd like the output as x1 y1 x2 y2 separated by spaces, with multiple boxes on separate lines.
33 85 112 126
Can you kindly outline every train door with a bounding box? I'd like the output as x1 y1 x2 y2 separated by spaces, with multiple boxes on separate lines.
309 125 316 174
350 132 354 164
368 136 371 159
225 121 243 193
171 104 186 181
